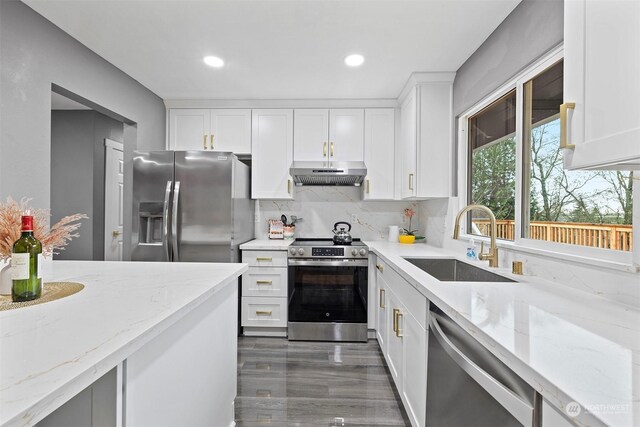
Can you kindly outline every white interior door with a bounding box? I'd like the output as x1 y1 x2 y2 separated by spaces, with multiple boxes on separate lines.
104 139 124 261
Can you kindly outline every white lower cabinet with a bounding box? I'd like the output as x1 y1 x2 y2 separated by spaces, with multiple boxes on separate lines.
241 248 288 336
375 257 428 427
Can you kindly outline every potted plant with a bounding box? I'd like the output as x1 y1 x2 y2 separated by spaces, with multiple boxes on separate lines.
399 208 425 244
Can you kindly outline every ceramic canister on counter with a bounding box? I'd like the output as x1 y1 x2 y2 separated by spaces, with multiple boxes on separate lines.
388 225 400 242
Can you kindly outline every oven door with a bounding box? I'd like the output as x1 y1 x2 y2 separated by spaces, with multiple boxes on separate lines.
288 259 368 324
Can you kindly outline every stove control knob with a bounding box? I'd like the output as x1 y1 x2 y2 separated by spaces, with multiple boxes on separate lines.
298 248 305 256
359 249 367 256
351 249 358 256
289 248 296 256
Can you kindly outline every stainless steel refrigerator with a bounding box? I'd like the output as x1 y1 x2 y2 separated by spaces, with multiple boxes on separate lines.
132 151 254 263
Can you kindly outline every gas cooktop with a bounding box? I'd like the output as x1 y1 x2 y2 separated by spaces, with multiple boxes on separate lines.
288 238 368 259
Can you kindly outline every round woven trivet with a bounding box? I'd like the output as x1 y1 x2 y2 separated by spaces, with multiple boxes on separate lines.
0 282 84 311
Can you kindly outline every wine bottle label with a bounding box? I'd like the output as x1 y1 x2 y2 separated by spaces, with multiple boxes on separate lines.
10 253 29 280
37 253 43 279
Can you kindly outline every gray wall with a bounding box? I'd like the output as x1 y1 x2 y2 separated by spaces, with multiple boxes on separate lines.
0 0 166 259
452 0 564 117
50 110 123 260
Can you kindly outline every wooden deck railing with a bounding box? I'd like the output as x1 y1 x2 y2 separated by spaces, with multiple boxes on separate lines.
473 219 633 251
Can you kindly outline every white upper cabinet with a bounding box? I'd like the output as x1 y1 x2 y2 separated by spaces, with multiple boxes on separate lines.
251 109 294 199
168 109 209 151
563 0 640 169
328 109 365 162
168 108 252 154
398 74 454 199
293 109 364 164
293 109 330 161
364 108 395 200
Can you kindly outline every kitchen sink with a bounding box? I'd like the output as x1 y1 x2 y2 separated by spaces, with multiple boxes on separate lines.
402 258 515 282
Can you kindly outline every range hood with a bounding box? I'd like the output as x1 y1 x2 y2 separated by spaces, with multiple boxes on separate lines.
290 161 367 186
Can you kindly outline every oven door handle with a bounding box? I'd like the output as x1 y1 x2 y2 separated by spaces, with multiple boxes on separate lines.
288 259 368 267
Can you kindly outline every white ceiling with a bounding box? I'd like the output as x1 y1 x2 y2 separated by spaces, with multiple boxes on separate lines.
24 0 521 100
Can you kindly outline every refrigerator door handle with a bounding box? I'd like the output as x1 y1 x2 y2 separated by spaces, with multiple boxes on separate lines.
162 181 172 261
171 181 181 262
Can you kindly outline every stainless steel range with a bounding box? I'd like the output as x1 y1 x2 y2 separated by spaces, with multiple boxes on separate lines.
287 238 368 342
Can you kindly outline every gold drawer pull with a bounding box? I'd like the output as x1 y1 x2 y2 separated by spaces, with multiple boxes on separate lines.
379 288 385 309
323 142 327 157
210 134 215 150
409 173 414 190
256 310 272 315
366 179 370 194
560 102 576 149
256 280 273 285
288 179 292 194
330 141 334 157
256 257 273 261
395 311 403 338
376 263 384 272
392 308 399 333
203 134 208 150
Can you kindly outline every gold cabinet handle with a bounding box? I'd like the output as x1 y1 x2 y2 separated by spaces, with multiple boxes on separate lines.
256 310 272 315
379 288 385 308
210 134 215 150
256 257 273 261
395 311 403 338
330 141 334 157
203 134 208 150
366 179 370 194
256 280 273 285
560 102 576 150
409 173 414 190
392 308 399 333
323 142 327 157
288 179 292 194
376 263 383 272
112 230 122 238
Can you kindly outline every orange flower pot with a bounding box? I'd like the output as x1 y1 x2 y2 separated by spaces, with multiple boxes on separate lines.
398 235 415 244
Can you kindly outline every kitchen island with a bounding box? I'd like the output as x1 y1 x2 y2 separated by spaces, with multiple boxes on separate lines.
0 260 247 427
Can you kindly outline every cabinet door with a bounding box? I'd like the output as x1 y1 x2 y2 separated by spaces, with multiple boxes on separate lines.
399 88 417 198
209 109 252 154
386 289 403 389
417 83 452 198
329 109 365 163
293 109 329 162
364 109 395 200
401 311 427 427
168 109 210 150
251 109 294 199
375 266 388 354
563 0 640 169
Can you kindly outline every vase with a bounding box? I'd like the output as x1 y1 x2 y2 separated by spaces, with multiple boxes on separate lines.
0 261 12 296
399 235 416 244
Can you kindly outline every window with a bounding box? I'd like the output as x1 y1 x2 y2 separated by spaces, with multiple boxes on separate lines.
464 53 633 254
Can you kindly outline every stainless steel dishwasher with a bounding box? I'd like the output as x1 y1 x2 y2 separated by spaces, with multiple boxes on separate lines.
426 308 540 427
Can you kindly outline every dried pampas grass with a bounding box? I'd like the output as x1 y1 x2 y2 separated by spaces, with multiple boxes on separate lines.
0 197 88 262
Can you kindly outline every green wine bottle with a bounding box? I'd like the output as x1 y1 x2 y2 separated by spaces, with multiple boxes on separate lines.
11 215 43 302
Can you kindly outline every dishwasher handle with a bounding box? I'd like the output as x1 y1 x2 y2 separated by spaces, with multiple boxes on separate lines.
429 313 535 427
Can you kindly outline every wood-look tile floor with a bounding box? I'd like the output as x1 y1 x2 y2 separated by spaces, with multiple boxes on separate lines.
235 337 410 427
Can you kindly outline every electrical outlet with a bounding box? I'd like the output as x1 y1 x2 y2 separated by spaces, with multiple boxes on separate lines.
351 214 357 223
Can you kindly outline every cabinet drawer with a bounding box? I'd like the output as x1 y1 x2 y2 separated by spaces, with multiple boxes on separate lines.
376 258 427 329
241 297 287 327
242 250 288 267
242 268 287 297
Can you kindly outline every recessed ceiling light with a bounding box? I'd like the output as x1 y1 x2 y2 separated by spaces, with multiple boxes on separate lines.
344 54 365 67
203 56 225 68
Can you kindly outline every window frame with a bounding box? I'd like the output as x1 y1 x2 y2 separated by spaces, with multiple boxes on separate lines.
456 44 638 269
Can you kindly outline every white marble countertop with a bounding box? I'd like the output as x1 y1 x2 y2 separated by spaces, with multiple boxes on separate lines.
366 241 640 427
0 260 247 427
240 239 294 250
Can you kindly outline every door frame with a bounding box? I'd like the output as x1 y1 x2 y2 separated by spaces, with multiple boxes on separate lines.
104 138 124 261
